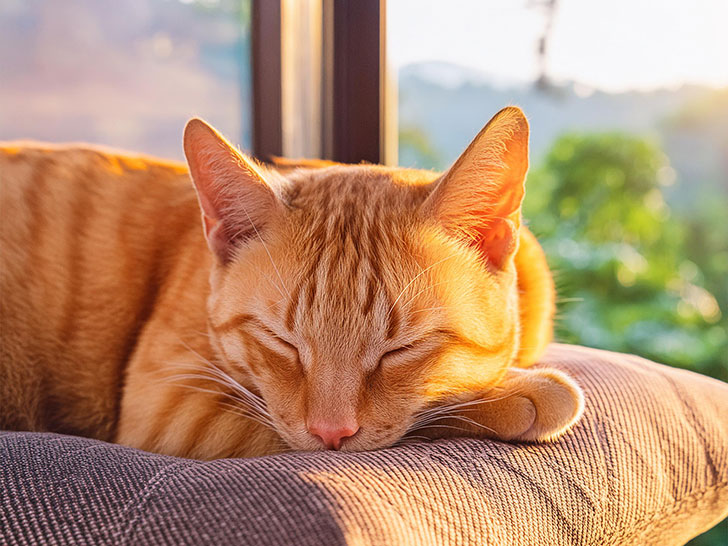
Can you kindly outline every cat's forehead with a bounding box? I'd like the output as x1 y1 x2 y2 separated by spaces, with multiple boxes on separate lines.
261 165 441 339
281 165 438 211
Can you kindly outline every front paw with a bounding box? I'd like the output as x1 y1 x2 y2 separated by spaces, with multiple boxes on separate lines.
489 367 584 442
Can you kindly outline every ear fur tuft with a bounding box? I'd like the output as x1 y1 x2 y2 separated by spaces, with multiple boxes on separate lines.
424 106 530 270
183 118 279 264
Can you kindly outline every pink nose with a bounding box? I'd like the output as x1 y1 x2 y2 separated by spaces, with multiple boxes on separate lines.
308 422 360 450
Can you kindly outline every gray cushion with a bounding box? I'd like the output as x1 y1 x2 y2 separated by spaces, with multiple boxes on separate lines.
1 344 727 545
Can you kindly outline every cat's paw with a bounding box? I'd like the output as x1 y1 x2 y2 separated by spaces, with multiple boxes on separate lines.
489 367 584 442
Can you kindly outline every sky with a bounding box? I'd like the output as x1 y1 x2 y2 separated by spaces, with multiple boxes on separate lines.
387 0 728 92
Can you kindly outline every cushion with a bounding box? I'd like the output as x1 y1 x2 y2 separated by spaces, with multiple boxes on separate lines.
1 344 727 545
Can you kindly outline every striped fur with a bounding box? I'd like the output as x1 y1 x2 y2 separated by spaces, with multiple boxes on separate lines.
0 108 583 459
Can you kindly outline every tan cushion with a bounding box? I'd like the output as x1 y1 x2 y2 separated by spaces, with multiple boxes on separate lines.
1 344 727 545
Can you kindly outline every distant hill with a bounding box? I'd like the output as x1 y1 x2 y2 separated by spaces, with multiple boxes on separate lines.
398 61 727 208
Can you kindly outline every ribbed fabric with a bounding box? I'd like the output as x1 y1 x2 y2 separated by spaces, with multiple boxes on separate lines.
1 344 727 545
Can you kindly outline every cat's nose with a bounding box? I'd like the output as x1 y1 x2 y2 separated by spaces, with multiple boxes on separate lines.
308 421 360 450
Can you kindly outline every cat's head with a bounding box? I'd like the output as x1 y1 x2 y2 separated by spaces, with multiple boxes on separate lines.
183 107 534 451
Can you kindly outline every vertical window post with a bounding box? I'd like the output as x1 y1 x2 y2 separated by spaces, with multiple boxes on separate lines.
328 0 395 165
251 0 394 165
251 0 283 159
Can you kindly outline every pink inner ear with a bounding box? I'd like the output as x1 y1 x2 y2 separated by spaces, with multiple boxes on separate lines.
202 213 216 240
184 119 278 265
471 218 518 270
202 208 261 265
205 219 236 264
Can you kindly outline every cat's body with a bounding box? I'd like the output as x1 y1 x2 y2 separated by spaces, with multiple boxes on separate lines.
1 108 583 458
0 145 203 443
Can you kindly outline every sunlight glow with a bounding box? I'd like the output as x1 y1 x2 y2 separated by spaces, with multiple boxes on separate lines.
388 0 728 92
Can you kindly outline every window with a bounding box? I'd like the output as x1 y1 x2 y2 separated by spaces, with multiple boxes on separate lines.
0 0 252 159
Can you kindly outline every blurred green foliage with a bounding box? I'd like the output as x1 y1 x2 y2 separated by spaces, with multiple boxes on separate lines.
522 132 727 546
523 133 727 382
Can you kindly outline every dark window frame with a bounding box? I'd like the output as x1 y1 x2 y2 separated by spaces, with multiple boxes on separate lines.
251 0 385 164
251 0 283 159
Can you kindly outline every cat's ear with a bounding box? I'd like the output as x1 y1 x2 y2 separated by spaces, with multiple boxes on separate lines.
183 118 279 264
424 106 529 270
478 367 584 442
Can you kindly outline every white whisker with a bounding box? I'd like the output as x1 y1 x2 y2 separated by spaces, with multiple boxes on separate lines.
410 423 468 433
398 279 454 314
162 337 278 433
441 414 497 435
218 401 278 431
240 205 291 299
387 253 460 319
406 388 529 435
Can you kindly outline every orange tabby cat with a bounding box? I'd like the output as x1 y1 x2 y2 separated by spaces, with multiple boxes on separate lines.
0 107 583 458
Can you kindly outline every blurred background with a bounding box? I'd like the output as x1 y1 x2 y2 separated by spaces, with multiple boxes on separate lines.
0 0 253 157
390 0 728 388
1 1 726 541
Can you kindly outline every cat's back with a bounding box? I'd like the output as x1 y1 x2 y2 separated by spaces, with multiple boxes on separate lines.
0 142 194 239
0 142 202 439
0 141 196 304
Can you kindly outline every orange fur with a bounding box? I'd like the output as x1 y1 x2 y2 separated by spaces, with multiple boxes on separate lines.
0 107 581 458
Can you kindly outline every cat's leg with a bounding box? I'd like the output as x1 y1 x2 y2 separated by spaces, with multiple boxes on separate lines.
414 367 584 443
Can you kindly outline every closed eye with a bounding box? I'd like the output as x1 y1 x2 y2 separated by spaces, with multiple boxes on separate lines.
378 328 451 369
249 318 299 354
379 337 430 366
246 319 306 374
382 345 414 361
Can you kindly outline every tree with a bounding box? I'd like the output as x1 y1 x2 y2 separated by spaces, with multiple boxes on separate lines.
524 133 727 381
